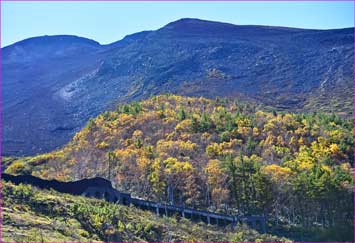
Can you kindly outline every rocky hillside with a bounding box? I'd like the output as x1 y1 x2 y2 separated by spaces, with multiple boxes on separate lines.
3 18 353 156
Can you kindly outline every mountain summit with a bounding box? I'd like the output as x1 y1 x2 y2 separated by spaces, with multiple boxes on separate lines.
3 19 353 156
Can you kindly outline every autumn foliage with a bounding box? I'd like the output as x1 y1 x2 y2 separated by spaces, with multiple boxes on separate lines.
7 94 353 238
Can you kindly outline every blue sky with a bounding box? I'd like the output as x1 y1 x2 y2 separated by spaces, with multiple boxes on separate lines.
2 1 354 47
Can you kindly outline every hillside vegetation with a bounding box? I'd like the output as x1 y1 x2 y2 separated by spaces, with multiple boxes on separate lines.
6 94 354 241
2 181 289 242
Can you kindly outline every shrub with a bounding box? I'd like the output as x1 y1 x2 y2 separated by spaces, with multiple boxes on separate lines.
6 160 31 175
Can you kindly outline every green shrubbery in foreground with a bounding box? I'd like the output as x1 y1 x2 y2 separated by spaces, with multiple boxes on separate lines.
2 181 290 242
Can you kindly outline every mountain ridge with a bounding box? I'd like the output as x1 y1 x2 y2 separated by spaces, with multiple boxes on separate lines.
4 18 353 48
3 18 353 156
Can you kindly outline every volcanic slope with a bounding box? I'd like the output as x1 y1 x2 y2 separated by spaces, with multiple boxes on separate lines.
3 18 353 155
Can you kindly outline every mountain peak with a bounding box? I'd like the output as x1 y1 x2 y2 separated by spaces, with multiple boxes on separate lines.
167 18 216 25
163 18 234 28
159 18 241 36
161 18 311 36
4 35 100 49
